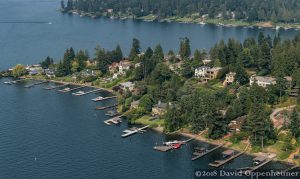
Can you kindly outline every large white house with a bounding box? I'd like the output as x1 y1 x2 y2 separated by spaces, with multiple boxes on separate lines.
249 75 276 88
195 66 210 78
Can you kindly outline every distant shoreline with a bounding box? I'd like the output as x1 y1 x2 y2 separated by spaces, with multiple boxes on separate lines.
61 9 300 30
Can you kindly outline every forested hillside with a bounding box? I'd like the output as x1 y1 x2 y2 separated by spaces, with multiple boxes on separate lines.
61 0 300 23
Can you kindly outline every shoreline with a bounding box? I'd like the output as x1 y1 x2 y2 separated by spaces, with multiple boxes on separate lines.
61 9 300 30
150 126 296 167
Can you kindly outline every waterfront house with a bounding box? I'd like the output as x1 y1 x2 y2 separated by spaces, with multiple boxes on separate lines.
43 69 55 78
223 72 236 86
152 101 167 116
119 81 135 92
27 65 42 76
194 66 210 78
249 75 276 88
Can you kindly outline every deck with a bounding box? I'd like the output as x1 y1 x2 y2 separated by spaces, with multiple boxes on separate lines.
208 151 244 167
191 144 224 161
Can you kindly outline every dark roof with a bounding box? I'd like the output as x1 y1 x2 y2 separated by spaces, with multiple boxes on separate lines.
153 102 167 109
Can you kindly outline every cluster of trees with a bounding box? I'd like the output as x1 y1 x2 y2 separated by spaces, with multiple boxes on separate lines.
210 33 300 83
61 0 300 23
94 44 123 74
55 48 90 77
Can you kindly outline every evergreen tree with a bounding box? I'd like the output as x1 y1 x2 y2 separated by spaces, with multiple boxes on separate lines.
153 44 164 63
75 50 88 71
243 99 275 146
179 37 191 58
129 38 140 60
114 45 123 62
289 109 300 137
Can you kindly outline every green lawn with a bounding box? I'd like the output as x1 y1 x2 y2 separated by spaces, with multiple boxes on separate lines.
134 115 165 128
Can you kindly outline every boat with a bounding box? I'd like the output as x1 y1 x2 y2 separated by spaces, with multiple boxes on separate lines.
72 90 85 96
58 87 71 92
163 140 180 146
92 96 104 102
3 81 12 85
171 143 181 149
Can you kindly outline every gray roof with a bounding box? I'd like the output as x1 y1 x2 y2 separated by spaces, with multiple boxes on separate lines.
153 102 167 109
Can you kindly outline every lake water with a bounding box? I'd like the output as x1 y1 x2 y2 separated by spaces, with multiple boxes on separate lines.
0 0 299 71
0 0 296 178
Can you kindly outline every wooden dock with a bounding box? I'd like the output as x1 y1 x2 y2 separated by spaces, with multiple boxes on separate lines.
58 86 85 93
283 165 299 172
238 156 275 175
121 125 149 138
73 88 102 96
154 138 194 152
92 96 117 102
154 145 173 152
95 104 118 110
24 81 48 88
191 144 224 161
44 84 69 90
208 151 244 167
104 116 122 125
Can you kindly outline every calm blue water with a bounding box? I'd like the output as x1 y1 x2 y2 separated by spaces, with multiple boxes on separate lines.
0 0 299 70
0 0 294 178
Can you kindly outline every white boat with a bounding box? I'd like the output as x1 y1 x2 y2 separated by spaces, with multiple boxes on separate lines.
59 87 71 92
3 81 12 85
163 140 180 146
199 22 206 25
72 90 85 96
91 96 104 102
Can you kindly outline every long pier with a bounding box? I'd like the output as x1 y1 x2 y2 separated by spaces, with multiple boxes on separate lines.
92 96 117 102
208 151 244 167
73 88 102 96
58 86 85 93
24 81 48 88
121 125 149 138
237 156 275 175
44 84 69 90
95 104 118 110
191 144 224 161
3 79 26 85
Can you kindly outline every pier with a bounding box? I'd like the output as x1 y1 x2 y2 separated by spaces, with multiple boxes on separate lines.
3 79 26 85
73 88 102 96
92 96 117 102
208 150 244 167
24 81 48 88
121 125 149 138
237 155 275 175
154 138 194 152
95 104 118 110
44 83 69 90
191 144 224 161
58 86 85 93
104 116 122 125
